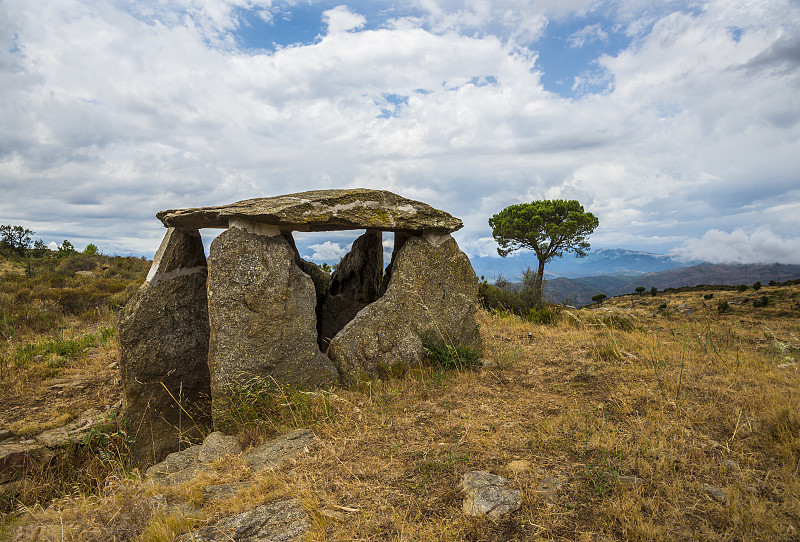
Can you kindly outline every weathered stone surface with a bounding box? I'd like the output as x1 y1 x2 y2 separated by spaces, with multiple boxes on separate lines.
197 431 242 463
288 235 331 347
145 445 201 479
319 230 383 348
177 499 310 542
207 227 338 422
0 444 41 483
35 409 107 448
461 471 522 519
326 234 480 380
203 482 255 504
119 228 212 468
157 189 463 234
245 429 315 471
145 227 207 282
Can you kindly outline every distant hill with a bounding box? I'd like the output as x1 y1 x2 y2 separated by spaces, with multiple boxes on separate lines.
470 248 701 280
544 263 800 306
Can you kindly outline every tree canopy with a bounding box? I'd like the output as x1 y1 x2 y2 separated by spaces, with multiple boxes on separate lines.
0 225 33 255
489 200 599 305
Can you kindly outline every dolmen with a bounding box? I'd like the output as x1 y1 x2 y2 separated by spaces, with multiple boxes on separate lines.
119 189 480 466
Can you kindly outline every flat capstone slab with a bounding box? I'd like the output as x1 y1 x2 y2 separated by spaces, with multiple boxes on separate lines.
156 188 463 233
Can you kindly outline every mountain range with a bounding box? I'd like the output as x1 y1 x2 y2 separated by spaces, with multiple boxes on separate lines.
469 248 702 280
543 263 800 307
468 248 800 307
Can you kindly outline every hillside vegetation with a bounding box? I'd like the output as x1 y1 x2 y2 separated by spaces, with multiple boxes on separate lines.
1 253 799 541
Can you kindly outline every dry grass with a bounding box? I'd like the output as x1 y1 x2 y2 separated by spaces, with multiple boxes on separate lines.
2 280 800 541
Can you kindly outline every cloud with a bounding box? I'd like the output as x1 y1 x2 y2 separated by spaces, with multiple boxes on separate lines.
306 241 349 261
0 0 798 263
568 23 608 47
673 228 800 264
323 5 366 34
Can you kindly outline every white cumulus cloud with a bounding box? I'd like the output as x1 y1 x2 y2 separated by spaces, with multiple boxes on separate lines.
323 5 366 34
306 241 349 261
673 228 800 264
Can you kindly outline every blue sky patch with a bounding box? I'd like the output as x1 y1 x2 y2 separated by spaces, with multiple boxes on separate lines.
375 93 409 118
533 15 631 98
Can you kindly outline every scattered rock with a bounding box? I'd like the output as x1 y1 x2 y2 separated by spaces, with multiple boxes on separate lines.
147 429 314 489
177 498 310 542
536 476 564 505
703 483 728 504
0 429 13 442
245 429 316 471
461 470 522 519
318 508 346 521
197 432 242 463
146 445 201 479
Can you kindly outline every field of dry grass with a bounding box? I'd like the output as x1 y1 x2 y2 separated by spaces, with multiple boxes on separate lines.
1 262 799 541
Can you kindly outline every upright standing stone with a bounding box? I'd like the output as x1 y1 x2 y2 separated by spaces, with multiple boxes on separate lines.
119 228 211 468
206 226 338 424
319 230 383 348
327 233 480 380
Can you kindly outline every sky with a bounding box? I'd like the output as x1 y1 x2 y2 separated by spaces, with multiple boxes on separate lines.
1 0 799 266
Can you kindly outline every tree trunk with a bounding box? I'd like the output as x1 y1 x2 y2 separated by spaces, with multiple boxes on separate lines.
534 258 546 307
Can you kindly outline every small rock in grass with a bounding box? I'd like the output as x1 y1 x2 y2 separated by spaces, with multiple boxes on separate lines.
724 460 740 472
461 471 522 519
703 483 727 504
536 476 564 505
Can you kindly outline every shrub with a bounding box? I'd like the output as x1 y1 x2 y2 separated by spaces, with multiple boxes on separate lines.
753 295 769 308
650 287 657 296
753 281 762 291
478 267 542 317
592 293 607 305
703 293 714 300
83 243 100 255
526 305 560 325
718 301 729 313
422 336 482 371
635 286 646 295
737 284 748 292
769 280 777 286
58 253 97 273
58 240 77 257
